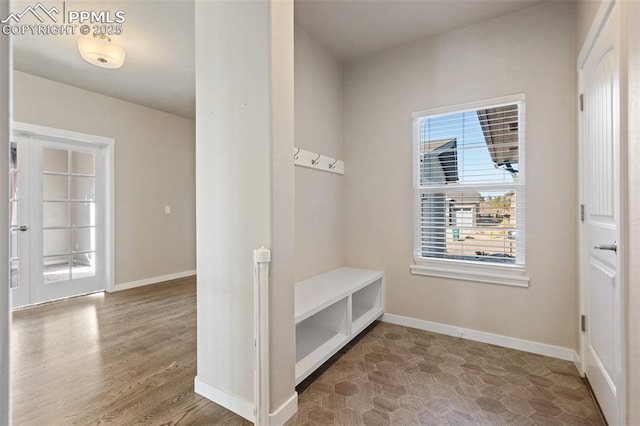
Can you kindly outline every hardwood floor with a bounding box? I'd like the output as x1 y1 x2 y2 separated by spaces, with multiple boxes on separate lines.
12 278 603 425
11 277 251 425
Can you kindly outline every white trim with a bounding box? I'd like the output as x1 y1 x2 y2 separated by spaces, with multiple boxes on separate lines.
577 0 615 70
253 247 271 426
412 93 526 120
105 141 115 292
113 270 196 292
269 392 298 426
13 122 114 146
577 14 591 380
410 259 529 288
573 351 583 376
0 2 11 422
194 376 255 423
411 95 527 277
382 313 577 362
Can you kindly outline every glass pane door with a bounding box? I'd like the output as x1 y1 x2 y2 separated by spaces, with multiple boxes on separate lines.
42 147 97 285
9 132 107 309
33 138 104 304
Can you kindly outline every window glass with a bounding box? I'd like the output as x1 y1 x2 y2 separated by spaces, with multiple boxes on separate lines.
415 101 523 265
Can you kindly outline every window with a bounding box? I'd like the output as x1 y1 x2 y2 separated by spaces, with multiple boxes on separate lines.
411 95 528 287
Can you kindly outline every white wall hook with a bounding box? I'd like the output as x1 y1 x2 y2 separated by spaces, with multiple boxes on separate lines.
292 147 344 175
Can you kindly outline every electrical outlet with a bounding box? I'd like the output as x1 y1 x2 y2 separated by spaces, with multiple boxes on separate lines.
165 205 171 214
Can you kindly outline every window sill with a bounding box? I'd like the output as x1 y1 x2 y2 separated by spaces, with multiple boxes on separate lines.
410 258 530 288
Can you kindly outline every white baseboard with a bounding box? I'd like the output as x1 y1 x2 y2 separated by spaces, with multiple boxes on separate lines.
194 376 255 422
573 351 583 375
113 270 196 292
382 313 579 362
270 392 297 426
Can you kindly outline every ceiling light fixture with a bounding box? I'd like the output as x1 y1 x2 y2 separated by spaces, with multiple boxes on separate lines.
77 34 126 69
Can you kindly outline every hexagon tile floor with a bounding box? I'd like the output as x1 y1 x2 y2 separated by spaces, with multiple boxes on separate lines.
286 322 604 426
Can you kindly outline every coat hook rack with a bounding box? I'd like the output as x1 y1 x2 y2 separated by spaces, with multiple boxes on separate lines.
292 147 344 175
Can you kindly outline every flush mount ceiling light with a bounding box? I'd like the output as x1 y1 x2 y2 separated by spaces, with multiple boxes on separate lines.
77 34 126 69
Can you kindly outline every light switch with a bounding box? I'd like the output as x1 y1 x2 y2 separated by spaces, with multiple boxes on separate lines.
165 205 171 214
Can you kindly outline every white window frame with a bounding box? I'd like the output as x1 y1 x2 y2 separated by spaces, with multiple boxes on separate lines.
410 94 530 287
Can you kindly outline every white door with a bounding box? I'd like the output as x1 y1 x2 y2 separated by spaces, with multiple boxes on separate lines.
579 1 624 424
10 133 107 307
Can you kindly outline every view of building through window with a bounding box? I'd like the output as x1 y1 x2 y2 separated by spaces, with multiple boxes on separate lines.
416 102 522 264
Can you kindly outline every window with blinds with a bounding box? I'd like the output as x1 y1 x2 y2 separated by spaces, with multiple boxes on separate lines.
413 98 525 266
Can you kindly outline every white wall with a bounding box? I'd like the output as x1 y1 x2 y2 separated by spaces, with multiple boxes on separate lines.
344 2 578 349
195 0 269 408
0 0 11 421
270 0 296 414
294 26 345 281
195 0 295 419
13 71 196 286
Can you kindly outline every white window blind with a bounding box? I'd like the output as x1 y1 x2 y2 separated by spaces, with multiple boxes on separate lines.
413 98 525 266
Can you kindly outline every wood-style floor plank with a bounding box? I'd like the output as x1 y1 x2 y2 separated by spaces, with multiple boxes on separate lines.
11 277 251 426
12 277 604 425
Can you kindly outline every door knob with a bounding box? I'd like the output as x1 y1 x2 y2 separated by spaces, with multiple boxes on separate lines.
594 243 617 253
18 225 28 232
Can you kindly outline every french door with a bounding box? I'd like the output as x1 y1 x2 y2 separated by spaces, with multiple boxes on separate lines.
10 133 107 308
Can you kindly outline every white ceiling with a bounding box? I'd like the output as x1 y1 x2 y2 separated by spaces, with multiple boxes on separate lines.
11 0 545 120
12 0 195 119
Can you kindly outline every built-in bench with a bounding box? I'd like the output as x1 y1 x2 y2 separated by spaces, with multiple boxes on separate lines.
294 267 384 384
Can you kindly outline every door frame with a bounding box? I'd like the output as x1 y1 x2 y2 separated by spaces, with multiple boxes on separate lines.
577 0 627 422
12 122 115 293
